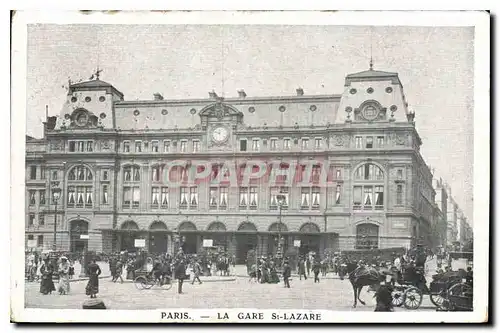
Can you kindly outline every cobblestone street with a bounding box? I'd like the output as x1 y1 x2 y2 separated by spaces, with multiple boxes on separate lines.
25 264 437 311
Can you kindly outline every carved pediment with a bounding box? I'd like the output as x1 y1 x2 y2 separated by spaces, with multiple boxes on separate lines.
199 99 243 121
64 108 99 129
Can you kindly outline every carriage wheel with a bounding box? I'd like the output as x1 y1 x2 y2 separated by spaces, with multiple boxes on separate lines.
391 288 405 307
134 276 146 290
403 287 423 310
430 290 446 308
447 282 473 311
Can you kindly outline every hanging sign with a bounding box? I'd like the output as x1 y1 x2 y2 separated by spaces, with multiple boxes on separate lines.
134 239 146 248
27 239 37 248
80 234 90 240
203 239 213 247
294 240 301 247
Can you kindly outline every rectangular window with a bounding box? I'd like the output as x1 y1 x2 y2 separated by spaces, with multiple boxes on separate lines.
219 187 228 210
193 140 200 153
37 235 43 247
377 136 384 148
283 139 291 150
301 187 310 210
152 166 161 182
28 235 34 240
161 187 169 208
87 141 93 152
335 185 341 204
353 186 362 210
52 170 58 180
28 214 35 226
270 139 277 151
301 138 309 150
363 186 373 209
123 187 131 208
335 168 342 180
132 187 140 208
239 187 248 210
143 141 149 152
180 141 187 153
102 185 108 204
397 169 403 180
29 166 37 180
240 139 247 152
67 186 75 207
29 190 36 205
396 185 403 205
78 141 85 152
209 187 218 210
123 141 130 152
180 187 188 209
69 141 76 152
249 187 258 210
270 187 289 210
315 138 322 149
311 187 320 210
151 140 159 152
40 166 46 180
189 187 198 209
355 136 363 149
103 170 109 181
85 187 93 207
252 139 260 152
39 190 46 205
135 141 142 152
151 187 160 207
76 186 85 207
163 140 170 153
366 136 374 149
39 214 45 226
375 186 384 209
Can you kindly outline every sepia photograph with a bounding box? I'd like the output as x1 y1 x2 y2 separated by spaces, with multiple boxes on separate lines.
10 10 489 323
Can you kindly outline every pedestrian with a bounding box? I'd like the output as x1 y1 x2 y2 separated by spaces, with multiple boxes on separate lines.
306 256 311 277
191 259 202 285
113 259 124 283
283 260 291 288
85 259 102 298
39 258 55 295
298 258 307 280
57 256 71 295
68 260 75 280
312 259 321 283
175 259 186 294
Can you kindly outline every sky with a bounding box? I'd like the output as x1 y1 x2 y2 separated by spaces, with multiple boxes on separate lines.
25 24 474 223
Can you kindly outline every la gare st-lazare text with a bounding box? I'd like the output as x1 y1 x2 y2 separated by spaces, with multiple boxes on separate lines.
216 312 322 321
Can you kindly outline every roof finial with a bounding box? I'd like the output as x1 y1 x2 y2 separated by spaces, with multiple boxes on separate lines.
95 66 102 80
369 56 373 70
369 27 374 70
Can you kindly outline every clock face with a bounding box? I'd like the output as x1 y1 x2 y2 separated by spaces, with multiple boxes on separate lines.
212 126 229 143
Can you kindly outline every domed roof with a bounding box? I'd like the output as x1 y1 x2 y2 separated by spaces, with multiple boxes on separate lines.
345 68 401 85
68 79 124 99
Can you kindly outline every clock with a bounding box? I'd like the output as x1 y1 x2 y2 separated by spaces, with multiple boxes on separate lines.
212 126 229 143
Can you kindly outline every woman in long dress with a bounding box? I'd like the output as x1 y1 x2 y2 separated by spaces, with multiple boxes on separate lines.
57 256 71 295
85 259 102 298
39 259 55 295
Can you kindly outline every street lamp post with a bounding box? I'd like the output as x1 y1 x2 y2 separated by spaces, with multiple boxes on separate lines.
51 186 61 251
276 194 286 263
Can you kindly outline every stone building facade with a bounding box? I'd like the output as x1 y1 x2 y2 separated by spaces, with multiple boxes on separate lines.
25 66 436 262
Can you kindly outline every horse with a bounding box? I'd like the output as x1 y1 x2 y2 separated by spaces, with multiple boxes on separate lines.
345 263 388 308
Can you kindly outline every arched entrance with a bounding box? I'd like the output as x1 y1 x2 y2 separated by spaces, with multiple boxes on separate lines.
267 222 288 255
149 221 168 253
355 223 379 249
206 222 228 251
70 220 89 253
298 222 321 256
236 222 258 264
178 221 197 254
120 221 139 251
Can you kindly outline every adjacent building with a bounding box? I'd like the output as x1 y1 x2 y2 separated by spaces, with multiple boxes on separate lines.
432 177 449 247
26 65 437 262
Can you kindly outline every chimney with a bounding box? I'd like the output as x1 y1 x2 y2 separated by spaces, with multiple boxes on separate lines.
209 90 218 99
237 90 247 98
296 87 304 96
153 93 164 101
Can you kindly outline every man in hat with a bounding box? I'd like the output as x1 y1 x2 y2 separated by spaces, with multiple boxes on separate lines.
312 258 321 283
57 256 70 295
283 260 291 288
191 258 202 285
298 257 307 280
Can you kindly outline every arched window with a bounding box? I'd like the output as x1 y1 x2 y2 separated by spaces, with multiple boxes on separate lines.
353 163 384 211
67 165 94 208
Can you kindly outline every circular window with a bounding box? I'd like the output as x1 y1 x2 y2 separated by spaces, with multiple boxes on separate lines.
76 112 88 126
190 108 197 115
362 105 379 120
345 106 353 113
71 96 77 103
248 106 255 113
367 87 374 94
99 113 106 119
64 114 71 120
390 105 398 112
309 105 317 112
133 109 140 116
85 96 91 102
350 88 357 94
161 109 168 115
385 87 393 93
279 105 286 112
99 96 106 102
